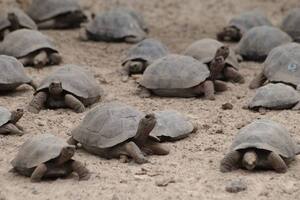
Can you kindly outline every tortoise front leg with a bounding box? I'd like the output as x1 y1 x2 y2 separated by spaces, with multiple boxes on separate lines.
138 86 151 98
143 140 169 155
249 71 267 89
31 163 48 182
27 80 38 90
214 80 228 92
119 155 129 163
117 141 148 164
37 19 56 29
28 91 48 114
70 160 91 181
0 123 24 135
223 67 245 83
64 94 85 113
220 150 242 172
33 50 49 68
202 80 215 100
121 63 130 82
49 53 62 65
267 152 287 173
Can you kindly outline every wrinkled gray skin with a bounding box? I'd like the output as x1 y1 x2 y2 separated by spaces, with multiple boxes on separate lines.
28 65 102 113
150 110 195 141
0 55 36 91
0 7 37 40
11 134 90 182
248 83 300 111
26 0 87 29
0 107 24 136
139 53 228 100
236 26 292 62
80 8 147 43
250 43 300 89
68 102 169 164
281 8 300 42
121 38 169 81
0 29 62 67
217 9 272 42
220 119 300 173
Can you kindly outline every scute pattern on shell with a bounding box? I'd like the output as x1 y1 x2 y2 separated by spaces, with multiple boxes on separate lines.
86 8 146 41
231 119 298 158
0 55 31 84
0 8 37 31
140 54 210 89
72 102 144 148
0 29 58 58
264 42 300 87
229 9 272 34
248 83 300 109
0 106 11 127
11 134 71 169
236 26 292 60
183 38 239 69
27 0 81 22
122 38 169 65
150 110 194 139
37 65 101 99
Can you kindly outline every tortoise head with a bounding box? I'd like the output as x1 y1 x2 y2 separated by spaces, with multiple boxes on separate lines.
133 114 157 146
129 61 146 74
242 150 257 170
49 82 63 96
10 108 24 124
215 46 230 60
7 12 20 31
209 56 225 80
217 26 242 42
58 146 75 164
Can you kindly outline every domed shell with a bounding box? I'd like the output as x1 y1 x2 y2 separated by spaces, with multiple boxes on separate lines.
150 110 194 140
0 8 37 31
86 8 146 41
236 26 292 61
0 29 58 58
122 38 169 66
0 106 11 127
140 54 210 89
27 0 81 22
11 134 73 169
264 43 300 87
0 55 31 85
281 8 300 42
231 119 299 158
229 10 272 34
37 65 102 99
184 38 239 69
248 83 300 109
71 102 144 148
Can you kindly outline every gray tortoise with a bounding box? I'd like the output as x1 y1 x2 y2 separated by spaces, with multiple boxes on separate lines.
236 26 292 62
121 38 169 81
220 119 300 173
0 107 24 136
138 51 228 100
247 83 300 111
281 8 300 42
68 102 169 164
28 65 102 113
151 110 195 141
26 0 87 29
250 43 300 89
217 9 272 42
80 8 147 43
0 7 37 40
184 38 244 83
0 29 62 67
11 134 90 182
0 55 36 91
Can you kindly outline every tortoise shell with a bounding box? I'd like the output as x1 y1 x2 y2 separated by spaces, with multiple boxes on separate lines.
0 107 12 127
281 8 300 42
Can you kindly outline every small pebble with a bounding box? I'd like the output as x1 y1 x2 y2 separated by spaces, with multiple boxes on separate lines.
225 179 247 193
155 177 175 187
222 103 233 110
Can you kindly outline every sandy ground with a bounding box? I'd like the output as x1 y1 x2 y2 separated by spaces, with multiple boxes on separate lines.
1 0 300 199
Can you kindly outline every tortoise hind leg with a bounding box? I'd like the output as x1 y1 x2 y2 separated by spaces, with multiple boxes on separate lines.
0 123 24 135
31 163 48 182
267 152 287 173
223 67 245 83
220 150 242 172
64 94 85 113
70 160 91 181
249 71 267 89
